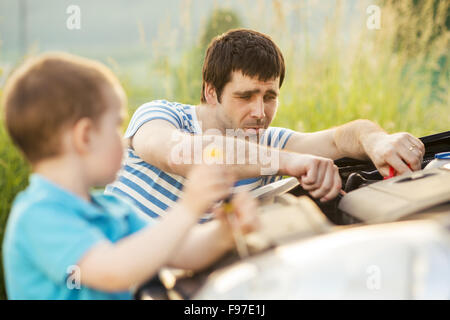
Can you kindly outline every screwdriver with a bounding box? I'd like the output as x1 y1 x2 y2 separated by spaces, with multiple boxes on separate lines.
222 195 249 258
204 146 249 259
383 164 412 180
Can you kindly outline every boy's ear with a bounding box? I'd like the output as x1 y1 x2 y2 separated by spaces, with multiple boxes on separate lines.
204 82 219 105
72 118 94 155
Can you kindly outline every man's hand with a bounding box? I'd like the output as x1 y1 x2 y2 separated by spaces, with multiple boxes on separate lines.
282 153 342 202
361 132 425 177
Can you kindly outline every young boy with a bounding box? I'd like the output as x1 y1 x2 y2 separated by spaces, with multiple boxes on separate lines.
1 52 258 299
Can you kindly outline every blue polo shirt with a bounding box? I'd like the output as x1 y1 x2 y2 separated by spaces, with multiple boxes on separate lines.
2 174 151 300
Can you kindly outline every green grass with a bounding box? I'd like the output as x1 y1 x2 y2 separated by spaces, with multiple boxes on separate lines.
0 120 30 300
0 0 449 300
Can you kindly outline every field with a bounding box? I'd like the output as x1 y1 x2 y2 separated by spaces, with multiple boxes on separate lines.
0 0 448 299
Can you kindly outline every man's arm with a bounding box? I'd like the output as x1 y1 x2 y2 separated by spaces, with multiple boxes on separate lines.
131 119 272 179
283 119 385 160
283 119 425 177
131 119 342 201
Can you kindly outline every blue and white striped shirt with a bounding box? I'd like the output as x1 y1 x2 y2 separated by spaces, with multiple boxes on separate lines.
106 100 294 219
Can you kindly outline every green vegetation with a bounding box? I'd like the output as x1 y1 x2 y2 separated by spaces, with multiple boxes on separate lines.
0 107 30 300
0 1 448 299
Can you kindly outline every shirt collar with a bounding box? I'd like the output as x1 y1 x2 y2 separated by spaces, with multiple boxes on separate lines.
29 174 106 219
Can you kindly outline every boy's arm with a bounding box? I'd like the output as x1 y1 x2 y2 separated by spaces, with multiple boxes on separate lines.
168 191 259 271
78 165 234 292
167 219 233 271
77 202 199 292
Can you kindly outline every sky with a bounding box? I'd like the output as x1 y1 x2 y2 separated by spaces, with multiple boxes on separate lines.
0 0 373 60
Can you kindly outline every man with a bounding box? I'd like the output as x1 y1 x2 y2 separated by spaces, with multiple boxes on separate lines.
106 29 425 219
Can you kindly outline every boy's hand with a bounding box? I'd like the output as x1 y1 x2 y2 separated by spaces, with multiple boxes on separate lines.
215 191 260 234
182 165 235 217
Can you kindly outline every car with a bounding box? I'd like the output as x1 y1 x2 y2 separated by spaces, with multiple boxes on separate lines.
136 131 450 300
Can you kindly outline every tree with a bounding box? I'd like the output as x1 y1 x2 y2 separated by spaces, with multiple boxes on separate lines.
200 8 242 51
172 8 243 104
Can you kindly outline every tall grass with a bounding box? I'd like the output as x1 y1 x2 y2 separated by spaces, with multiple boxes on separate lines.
118 0 448 134
0 0 449 299
273 0 449 135
0 113 30 300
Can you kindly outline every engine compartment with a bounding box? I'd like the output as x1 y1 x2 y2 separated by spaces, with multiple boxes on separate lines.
291 130 450 225
135 131 450 300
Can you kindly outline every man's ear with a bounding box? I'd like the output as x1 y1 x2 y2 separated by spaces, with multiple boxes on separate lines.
204 82 219 105
72 118 94 155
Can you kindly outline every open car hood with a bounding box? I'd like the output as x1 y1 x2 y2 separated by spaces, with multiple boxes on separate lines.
136 130 450 300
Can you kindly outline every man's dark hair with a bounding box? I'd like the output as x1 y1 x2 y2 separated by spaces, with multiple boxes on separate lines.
201 28 285 103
